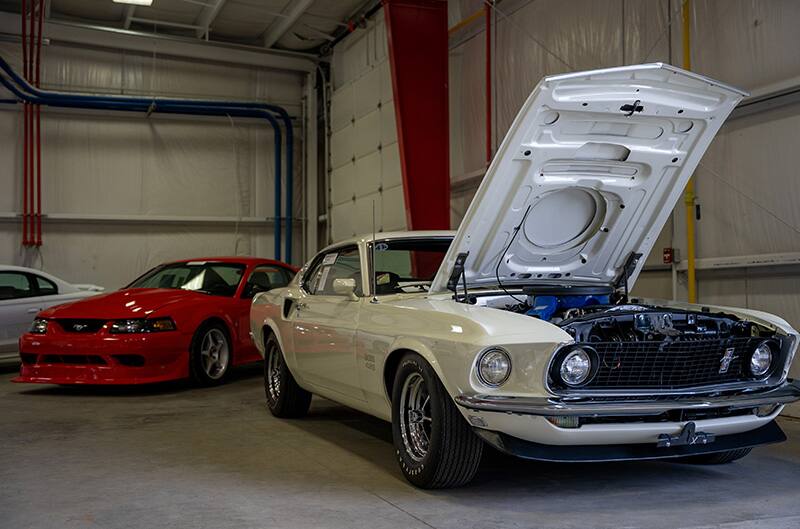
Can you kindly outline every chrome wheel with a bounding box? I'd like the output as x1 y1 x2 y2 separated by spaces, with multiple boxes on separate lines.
398 372 432 462
199 328 229 380
265 341 282 402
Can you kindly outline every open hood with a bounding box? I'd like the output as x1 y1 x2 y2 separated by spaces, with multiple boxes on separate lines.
431 63 746 294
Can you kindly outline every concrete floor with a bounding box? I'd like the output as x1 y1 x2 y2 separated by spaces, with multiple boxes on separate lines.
1 366 800 529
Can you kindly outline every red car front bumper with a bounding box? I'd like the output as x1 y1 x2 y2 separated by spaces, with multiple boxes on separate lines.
15 328 191 385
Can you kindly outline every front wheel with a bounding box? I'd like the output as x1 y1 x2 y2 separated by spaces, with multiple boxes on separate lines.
190 323 231 386
391 352 483 488
263 334 311 418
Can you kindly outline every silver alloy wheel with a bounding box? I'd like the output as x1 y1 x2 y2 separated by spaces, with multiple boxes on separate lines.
266 341 282 402
199 328 229 380
398 372 432 462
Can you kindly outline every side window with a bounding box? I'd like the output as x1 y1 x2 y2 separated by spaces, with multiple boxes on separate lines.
34 275 58 296
304 247 362 296
0 272 33 300
242 266 292 299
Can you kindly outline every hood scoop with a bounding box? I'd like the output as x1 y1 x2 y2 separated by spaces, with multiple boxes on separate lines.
431 63 747 294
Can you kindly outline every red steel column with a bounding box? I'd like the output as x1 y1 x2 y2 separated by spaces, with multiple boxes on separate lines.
383 0 450 232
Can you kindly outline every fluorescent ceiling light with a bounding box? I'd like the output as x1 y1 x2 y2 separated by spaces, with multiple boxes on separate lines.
113 0 153 6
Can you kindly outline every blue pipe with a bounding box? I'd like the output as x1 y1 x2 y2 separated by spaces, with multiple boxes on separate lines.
0 56 295 261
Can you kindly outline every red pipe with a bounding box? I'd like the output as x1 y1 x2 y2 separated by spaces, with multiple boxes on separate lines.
485 1 492 166
35 0 43 245
27 0 36 247
21 0 28 246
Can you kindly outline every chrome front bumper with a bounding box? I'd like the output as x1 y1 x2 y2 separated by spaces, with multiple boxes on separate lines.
455 379 800 417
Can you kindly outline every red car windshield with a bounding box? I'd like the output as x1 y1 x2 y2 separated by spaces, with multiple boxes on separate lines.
127 262 246 297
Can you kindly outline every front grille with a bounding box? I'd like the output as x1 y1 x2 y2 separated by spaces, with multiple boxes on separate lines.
39 354 106 365
580 337 758 390
55 319 106 333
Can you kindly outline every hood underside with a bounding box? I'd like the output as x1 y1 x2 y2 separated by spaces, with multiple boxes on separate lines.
431 63 746 294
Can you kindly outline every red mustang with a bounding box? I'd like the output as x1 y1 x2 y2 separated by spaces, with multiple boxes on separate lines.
15 257 297 385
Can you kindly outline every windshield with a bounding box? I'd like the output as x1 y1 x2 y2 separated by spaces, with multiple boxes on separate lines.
127 262 246 297
369 238 451 294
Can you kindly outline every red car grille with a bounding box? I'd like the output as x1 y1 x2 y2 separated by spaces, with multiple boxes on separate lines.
55 319 107 333
38 354 107 365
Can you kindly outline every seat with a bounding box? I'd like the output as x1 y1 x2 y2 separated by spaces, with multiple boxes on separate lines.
249 271 272 291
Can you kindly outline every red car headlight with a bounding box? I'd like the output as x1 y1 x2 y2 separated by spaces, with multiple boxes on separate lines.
109 318 176 334
29 318 48 334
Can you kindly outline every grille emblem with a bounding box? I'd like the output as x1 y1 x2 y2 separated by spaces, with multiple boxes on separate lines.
73 323 87 331
719 347 737 374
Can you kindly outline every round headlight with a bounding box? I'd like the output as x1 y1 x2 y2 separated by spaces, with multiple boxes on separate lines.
560 348 592 386
477 348 512 386
750 341 773 377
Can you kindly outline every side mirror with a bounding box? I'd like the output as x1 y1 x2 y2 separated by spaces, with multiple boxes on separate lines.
332 278 358 301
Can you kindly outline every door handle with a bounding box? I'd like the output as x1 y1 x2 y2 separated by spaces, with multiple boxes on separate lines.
27 308 41 314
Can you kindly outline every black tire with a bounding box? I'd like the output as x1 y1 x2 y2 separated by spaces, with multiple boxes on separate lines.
263 334 311 418
391 352 483 489
189 322 232 386
680 448 753 465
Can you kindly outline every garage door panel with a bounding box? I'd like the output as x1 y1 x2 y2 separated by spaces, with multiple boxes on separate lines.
355 192 383 233
331 203 355 241
381 100 397 146
381 184 407 232
354 66 381 119
330 84 354 134
355 151 381 198
330 124 355 170
381 142 402 189
379 59 393 104
330 163 355 206
354 110 380 160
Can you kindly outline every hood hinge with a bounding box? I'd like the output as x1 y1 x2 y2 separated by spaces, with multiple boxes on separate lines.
614 251 642 303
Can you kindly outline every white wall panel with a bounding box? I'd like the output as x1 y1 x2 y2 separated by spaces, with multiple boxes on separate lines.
354 109 380 159
329 13 405 244
0 41 304 290
330 163 355 206
355 151 382 198
329 123 355 169
330 83 354 134
382 184 407 232
381 142 402 189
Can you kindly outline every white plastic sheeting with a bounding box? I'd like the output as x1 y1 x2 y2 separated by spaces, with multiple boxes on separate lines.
448 0 800 386
0 41 304 290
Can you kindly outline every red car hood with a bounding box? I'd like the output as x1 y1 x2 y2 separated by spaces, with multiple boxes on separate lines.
39 288 208 319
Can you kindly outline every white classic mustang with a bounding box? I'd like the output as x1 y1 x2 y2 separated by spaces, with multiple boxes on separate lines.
251 64 800 488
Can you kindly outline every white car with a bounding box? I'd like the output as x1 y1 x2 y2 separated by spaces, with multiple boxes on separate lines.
0 265 103 364
250 64 800 488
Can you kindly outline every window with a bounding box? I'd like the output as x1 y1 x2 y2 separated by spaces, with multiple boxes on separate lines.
34 275 58 296
0 272 33 300
128 262 246 297
368 238 451 295
303 246 362 296
242 266 293 298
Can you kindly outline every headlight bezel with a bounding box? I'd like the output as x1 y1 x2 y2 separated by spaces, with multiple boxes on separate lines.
749 339 775 379
476 347 512 387
109 317 177 334
29 318 48 334
549 344 599 389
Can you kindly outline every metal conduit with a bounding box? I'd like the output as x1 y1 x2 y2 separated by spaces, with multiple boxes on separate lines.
0 56 295 262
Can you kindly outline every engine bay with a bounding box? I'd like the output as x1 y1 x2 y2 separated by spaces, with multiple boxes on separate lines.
478 291 776 342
